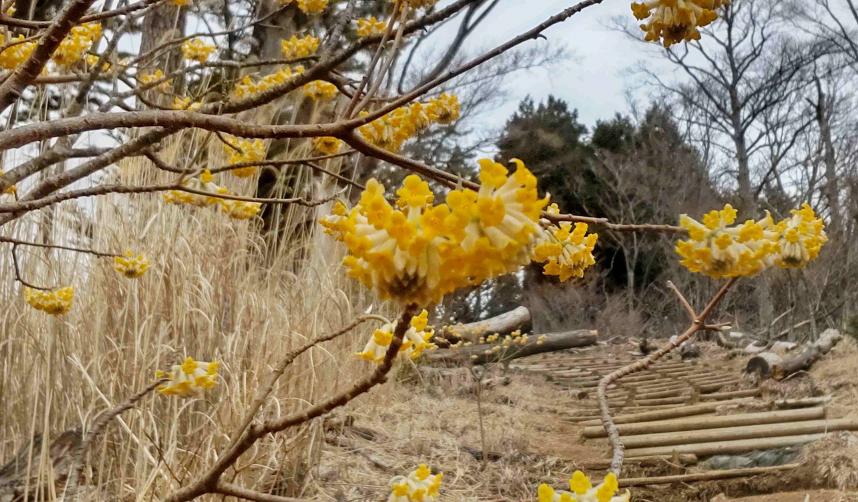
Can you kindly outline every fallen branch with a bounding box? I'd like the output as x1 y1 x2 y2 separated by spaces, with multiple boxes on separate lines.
436 306 532 344
426 329 597 365
746 329 842 380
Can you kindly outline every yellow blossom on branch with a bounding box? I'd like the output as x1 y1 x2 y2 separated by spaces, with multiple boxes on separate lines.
24 286 74 315
172 0 190 6
296 0 328 14
773 203 827 268
232 65 304 99
321 158 547 305
356 309 436 363
138 69 172 91
630 0 727 47
358 94 460 152
181 38 216 63
302 80 338 100
157 356 219 397
312 136 342 155
356 16 387 38
387 464 442 502
537 471 630 502
219 199 262 220
52 22 101 67
0 34 36 69
533 222 598 281
223 136 266 178
675 202 827 278
162 170 262 221
172 96 202 110
280 34 320 59
114 250 150 278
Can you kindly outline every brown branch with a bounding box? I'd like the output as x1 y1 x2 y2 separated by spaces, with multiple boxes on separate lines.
63 379 165 497
666 280 696 321
0 0 162 29
598 278 738 476
214 482 302 502
0 0 97 114
11 243 50 290
0 235 118 257
164 305 418 502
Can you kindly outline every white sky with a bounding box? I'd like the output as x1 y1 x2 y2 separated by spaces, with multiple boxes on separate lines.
433 0 678 133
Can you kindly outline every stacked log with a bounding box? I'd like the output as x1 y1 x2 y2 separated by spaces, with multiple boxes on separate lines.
746 328 843 380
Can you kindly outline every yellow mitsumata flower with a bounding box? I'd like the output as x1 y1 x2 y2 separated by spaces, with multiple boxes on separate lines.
538 471 630 502
297 0 328 14
357 310 436 363
52 22 101 67
0 34 36 69
24 286 74 315
84 54 111 71
675 204 777 278
172 96 202 111
280 34 320 59
358 94 460 152
303 80 338 100
675 202 827 278
114 250 150 279
356 16 387 38
181 38 216 63
321 158 547 305
162 169 262 221
172 0 190 6
631 0 728 47
312 136 342 155
223 136 266 178
157 357 219 397
138 69 172 91
773 203 827 268
232 65 304 99
533 222 598 281
387 464 442 502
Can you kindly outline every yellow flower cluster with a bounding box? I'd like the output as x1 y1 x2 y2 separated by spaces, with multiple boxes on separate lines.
631 0 727 47
303 80 338 101
156 357 219 397
297 0 328 14
321 158 547 305
533 209 599 282
356 16 387 38
538 471 630 502
24 286 74 315
181 38 216 63
312 136 342 155
84 54 111 72
387 464 442 502
162 170 262 220
114 250 150 279
358 94 461 152
232 65 304 99
223 136 266 178
280 34 319 59
675 203 827 278
173 96 202 110
138 69 172 91
52 22 101 67
357 309 436 363
0 34 36 69
172 0 190 6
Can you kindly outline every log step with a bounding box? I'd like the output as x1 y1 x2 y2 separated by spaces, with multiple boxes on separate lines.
625 433 826 458
618 463 800 488
580 407 826 438
620 418 858 449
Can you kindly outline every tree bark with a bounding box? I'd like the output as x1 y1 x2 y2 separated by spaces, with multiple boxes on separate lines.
746 329 842 380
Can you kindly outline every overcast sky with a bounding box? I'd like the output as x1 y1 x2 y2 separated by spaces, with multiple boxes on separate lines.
432 0 679 134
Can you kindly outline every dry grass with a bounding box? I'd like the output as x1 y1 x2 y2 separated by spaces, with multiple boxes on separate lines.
0 129 385 500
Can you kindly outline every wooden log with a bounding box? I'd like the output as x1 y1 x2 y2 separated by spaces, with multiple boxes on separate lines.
581 454 698 470
437 306 532 343
577 399 754 426
580 407 826 438
746 329 843 380
625 433 825 458
620 418 858 449
618 463 800 488
700 388 761 401
427 330 597 365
